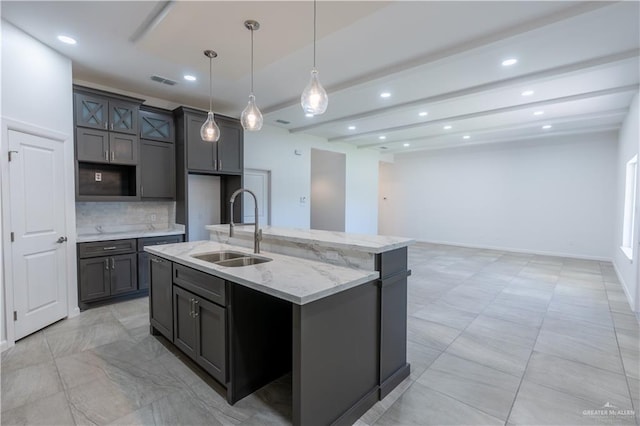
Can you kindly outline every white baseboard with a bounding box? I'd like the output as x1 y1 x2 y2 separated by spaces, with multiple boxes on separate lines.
0 339 10 353
415 239 612 262
612 261 639 313
68 306 80 318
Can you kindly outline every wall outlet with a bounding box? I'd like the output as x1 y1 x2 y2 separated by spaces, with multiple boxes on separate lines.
95 172 102 182
149 214 157 222
299 196 307 204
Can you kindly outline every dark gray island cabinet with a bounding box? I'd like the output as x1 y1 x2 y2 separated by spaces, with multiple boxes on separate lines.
147 235 412 426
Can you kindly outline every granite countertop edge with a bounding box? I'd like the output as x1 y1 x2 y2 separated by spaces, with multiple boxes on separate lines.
145 241 379 305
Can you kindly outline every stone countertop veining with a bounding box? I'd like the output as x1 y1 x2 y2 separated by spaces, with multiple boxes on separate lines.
145 240 379 305
206 225 414 254
77 225 185 243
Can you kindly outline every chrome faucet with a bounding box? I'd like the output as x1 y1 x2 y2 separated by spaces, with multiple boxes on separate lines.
229 188 262 253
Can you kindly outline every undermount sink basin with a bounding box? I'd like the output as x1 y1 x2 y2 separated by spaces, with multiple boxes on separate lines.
192 251 247 263
215 256 272 267
191 251 272 267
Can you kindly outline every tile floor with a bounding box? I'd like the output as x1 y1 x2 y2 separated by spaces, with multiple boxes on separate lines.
2 242 639 425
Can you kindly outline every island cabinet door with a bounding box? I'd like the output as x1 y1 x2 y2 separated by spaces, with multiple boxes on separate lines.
149 255 173 340
173 286 198 361
194 295 226 384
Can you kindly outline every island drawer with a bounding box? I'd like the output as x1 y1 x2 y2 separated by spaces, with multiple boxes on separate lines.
173 263 226 306
78 238 137 258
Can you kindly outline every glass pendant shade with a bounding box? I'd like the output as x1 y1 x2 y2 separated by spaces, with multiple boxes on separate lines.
301 68 328 115
241 94 263 131
200 111 220 142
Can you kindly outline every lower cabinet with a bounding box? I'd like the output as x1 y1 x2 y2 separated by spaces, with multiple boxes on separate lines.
173 285 226 384
149 255 173 340
79 253 137 302
138 235 184 290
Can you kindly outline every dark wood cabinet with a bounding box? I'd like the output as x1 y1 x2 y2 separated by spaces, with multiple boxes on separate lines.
149 254 173 340
77 240 137 305
75 92 139 135
139 107 175 200
173 284 226 384
185 112 216 172
76 129 138 165
140 109 175 143
217 116 243 174
138 235 183 290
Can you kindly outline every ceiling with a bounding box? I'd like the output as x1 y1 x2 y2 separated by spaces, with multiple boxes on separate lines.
2 1 639 154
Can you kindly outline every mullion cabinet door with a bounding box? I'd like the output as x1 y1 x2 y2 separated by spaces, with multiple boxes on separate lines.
75 93 109 131
109 100 138 135
140 110 174 143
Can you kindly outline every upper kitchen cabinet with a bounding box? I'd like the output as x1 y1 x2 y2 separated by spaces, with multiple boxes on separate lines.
74 87 141 135
139 106 176 200
174 107 243 175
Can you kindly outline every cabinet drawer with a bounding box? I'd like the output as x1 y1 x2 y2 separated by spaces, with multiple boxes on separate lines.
79 239 136 258
137 235 183 251
173 263 226 307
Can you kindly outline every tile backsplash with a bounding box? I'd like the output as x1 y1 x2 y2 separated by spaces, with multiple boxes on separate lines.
76 201 176 234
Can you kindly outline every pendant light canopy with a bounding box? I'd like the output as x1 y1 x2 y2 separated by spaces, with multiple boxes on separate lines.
201 49 221 142
241 20 263 131
301 0 328 116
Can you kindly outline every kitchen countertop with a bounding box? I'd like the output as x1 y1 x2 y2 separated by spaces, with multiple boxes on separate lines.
145 240 379 305
206 225 414 254
77 225 185 243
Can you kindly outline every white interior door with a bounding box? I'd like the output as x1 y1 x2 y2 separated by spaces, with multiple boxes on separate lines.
243 169 271 225
8 129 68 340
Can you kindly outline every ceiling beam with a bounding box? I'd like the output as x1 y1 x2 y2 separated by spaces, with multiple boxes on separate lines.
328 84 639 142
290 49 639 134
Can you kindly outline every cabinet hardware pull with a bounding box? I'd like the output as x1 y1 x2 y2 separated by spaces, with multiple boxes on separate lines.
111 258 115 269
150 257 162 263
110 123 114 131
105 151 109 161
104 122 108 130
103 246 117 250
110 151 114 162
219 159 222 170
104 259 109 270
189 298 195 318
193 300 199 317
141 185 144 197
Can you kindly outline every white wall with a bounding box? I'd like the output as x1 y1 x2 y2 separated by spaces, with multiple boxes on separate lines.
613 92 640 312
379 132 618 260
244 125 379 234
1 21 76 348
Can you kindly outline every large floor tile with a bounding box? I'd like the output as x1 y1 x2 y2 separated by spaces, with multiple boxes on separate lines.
508 380 635 425
416 352 521 421
0 391 75 426
43 305 117 336
523 351 633 409
482 301 546 328
412 301 478 330
0 331 53 373
406 340 442 380
0 360 63 412
375 381 503 426
534 328 624 375
445 331 532 377
407 317 462 351
464 315 540 349
45 319 132 358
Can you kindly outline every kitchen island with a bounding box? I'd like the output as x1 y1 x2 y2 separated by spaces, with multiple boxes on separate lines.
146 230 412 426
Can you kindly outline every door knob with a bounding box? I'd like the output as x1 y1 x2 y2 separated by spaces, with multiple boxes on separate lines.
56 236 68 243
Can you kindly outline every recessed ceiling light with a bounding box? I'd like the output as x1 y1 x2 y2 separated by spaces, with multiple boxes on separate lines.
380 92 391 98
533 111 545 116
403 143 410 147
502 58 518 67
463 135 471 140
443 125 452 130
57 35 77 45
348 125 356 130
305 113 314 118
542 124 552 129
183 75 196 81
419 112 428 117
379 135 386 140
521 90 534 96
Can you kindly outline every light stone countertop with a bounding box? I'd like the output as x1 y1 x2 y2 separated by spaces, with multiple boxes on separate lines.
206 225 414 254
77 225 185 243
145 240 379 305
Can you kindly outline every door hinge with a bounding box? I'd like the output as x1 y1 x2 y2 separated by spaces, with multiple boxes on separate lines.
8 150 18 162
13 311 17 321
10 232 14 242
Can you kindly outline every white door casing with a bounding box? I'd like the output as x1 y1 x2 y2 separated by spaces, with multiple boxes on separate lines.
243 169 271 226
8 129 69 340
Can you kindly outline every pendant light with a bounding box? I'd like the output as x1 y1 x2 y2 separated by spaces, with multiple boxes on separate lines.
241 20 263 131
301 0 328 115
201 49 221 142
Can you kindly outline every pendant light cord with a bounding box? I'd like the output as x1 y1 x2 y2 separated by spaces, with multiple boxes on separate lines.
250 27 255 94
313 0 317 68
209 57 213 112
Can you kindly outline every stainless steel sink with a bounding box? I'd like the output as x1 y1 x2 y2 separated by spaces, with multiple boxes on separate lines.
191 251 247 263
191 251 272 267
215 256 272 267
